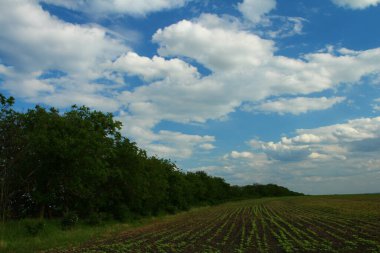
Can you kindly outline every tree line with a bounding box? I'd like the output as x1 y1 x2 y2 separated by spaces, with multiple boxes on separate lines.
0 93 302 221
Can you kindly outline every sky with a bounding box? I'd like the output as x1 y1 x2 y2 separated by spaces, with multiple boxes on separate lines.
1 0 380 195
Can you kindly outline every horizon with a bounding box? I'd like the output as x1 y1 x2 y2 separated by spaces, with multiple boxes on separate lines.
1 0 380 195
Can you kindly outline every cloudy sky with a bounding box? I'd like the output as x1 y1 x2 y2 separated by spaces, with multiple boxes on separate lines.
1 0 380 194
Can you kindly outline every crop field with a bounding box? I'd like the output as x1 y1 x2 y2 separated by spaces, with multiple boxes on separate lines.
56 195 380 253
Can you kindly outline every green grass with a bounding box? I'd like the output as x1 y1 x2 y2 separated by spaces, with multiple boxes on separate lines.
0 206 211 253
0 215 177 253
2 195 380 252
0 218 131 253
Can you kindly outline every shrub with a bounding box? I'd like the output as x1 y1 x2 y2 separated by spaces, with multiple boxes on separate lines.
166 205 178 214
86 212 103 226
112 204 133 222
181 204 190 212
61 212 79 230
24 220 45 236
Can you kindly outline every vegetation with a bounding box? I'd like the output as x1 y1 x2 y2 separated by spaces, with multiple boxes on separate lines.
0 93 301 223
1 94 379 252
53 195 380 253
0 217 140 253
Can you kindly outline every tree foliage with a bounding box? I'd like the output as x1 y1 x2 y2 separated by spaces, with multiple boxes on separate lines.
0 94 302 220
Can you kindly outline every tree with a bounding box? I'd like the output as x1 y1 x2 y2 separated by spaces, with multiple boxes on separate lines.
0 94 23 221
1 93 302 221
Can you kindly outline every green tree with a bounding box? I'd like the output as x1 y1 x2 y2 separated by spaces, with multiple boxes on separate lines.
0 94 19 221
1 93 302 221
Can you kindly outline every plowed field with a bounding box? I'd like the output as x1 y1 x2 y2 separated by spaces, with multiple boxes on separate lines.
56 195 380 253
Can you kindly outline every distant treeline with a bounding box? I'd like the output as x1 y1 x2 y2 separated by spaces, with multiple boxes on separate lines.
1 94 302 221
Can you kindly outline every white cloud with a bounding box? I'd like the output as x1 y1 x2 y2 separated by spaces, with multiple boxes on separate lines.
188 165 236 175
0 0 127 109
40 90 121 112
110 17 380 159
0 1 125 75
40 0 190 16
2 4 380 164
331 0 380 9
154 18 380 93
296 117 380 143
115 110 216 159
238 0 276 24
289 134 323 144
250 140 312 162
264 16 306 38
109 52 199 82
215 116 380 193
0 64 12 76
218 151 380 193
303 48 380 85
200 143 216 150
373 98 380 111
371 74 380 85
244 96 345 115
230 151 255 159
248 116 380 162
195 13 243 31
308 152 330 160
146 17 380 121
153 19 276 72
142 130 215 159
374 105 380 111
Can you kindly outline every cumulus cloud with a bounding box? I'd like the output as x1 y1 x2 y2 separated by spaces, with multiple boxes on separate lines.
154 18 380 92
331 0 380 9
137 16 380 123
230 151 255 159
153 19 276 72
244 97 346 115
197 152 274 185
40 0 190 16
264 16 306 38
0 1 125 75
215 116 380 193
40 90 121 112
200 143 216 150
0 1 213 158
373 98 380 111
2 3 380 163
237 0 305 38
295 117 380 143
109 52 199 82
219 150 380 193
248 117 380 162
303 48 380 85
0 0 126 108
250 140 312 162
238 0 276 24
109 16 380 158
0 64 11 76
141 130 215 159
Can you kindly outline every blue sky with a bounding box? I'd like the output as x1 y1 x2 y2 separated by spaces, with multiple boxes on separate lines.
1 0 380 194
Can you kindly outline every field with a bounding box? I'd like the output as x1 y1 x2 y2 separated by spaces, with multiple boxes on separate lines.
52 194 380 253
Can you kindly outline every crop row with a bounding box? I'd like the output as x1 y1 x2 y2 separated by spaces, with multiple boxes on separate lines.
60 196 380 253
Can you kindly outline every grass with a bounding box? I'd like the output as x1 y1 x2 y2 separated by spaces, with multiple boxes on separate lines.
0 216 167 253
0 205 211 253
2 195 380 252
0 218 130 253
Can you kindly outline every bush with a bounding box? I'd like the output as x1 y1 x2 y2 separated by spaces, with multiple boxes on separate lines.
24 220 45 236
165 205 178 215
86 212 104 226
61 212 79 230
112 204 133 222
180 204 190 212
